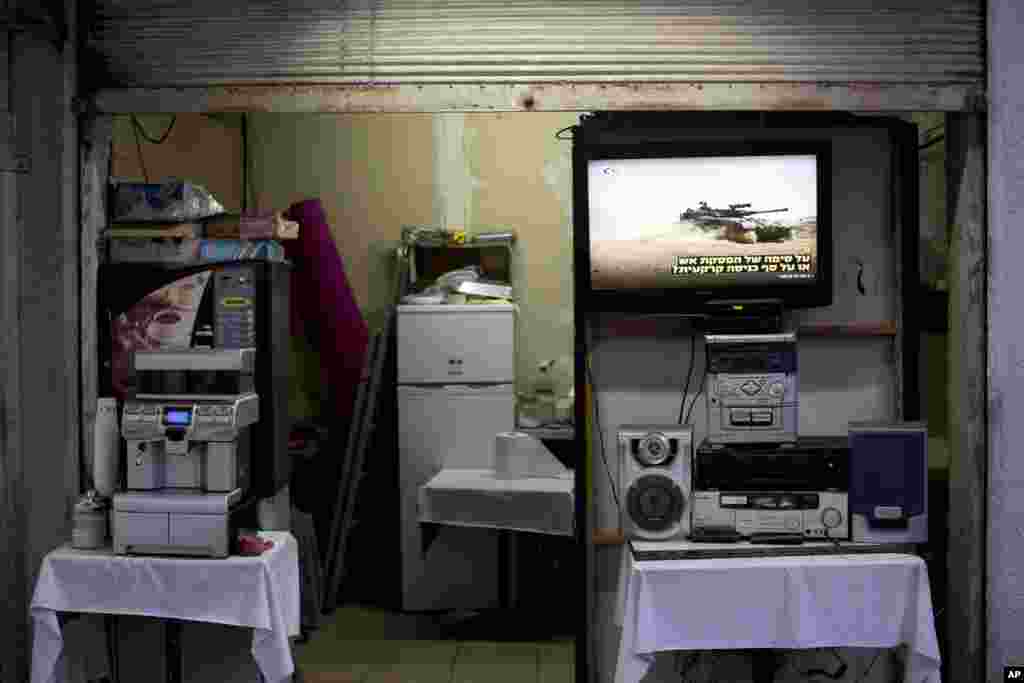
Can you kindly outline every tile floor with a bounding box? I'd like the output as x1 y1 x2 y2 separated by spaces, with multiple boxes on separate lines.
296 605 574 683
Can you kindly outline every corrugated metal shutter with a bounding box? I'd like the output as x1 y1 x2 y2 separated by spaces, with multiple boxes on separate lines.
89 0 984 88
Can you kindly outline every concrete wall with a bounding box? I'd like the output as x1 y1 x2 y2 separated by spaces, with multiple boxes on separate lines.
988 0 1024 679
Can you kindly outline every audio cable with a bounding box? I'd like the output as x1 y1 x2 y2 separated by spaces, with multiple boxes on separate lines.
683 343 708 427
586 358 622 516
677 330 697 425
801 649 848 680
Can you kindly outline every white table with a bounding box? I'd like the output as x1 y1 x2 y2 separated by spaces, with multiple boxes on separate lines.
419 468 575 537
615 547 941 683
31 531 300 683
419 468 575 617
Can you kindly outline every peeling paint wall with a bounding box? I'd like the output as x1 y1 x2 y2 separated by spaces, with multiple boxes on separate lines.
465 112 578 389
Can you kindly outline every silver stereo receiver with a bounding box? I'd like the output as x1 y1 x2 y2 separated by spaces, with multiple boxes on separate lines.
691 438 850 540
705 332 798 444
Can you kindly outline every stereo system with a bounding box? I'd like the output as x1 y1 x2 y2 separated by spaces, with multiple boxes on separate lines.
705 333 798 445
691 438 849 540
617 332 928 548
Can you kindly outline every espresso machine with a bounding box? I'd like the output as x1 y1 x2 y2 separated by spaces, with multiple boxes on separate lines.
112 348 261 557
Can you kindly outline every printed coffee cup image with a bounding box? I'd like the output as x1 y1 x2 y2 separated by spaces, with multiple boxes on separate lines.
147 308 191 348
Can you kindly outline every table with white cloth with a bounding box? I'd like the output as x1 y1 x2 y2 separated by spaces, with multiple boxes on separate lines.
31 531 300 683
614 547 942 683
419 468 574 609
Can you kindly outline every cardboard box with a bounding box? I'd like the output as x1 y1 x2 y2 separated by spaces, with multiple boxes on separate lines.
107 238 286 265
205 212 299 240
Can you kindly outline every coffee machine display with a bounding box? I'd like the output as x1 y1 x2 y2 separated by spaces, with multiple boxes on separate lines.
112 349 260 558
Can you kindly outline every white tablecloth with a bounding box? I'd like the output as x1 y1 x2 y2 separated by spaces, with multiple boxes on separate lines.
31 531 300 683
419 468 574 536
615 548 941 683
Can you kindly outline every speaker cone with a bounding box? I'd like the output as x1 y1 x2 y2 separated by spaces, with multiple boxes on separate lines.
626 473 685 532
635 433 672 466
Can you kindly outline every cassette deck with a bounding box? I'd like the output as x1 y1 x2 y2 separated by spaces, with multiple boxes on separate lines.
692 438 850 540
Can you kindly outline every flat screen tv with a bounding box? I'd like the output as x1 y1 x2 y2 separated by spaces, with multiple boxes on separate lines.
574 141 832 314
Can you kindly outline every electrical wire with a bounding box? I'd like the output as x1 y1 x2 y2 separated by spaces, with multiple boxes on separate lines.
130 114 177 145
855 651 883 683
676 651 701 681
683 341 708 426
131 119 149 184
802 649 848 680
677 330 697 424
241 113 249 212
586 358 622 515
555 124 577 140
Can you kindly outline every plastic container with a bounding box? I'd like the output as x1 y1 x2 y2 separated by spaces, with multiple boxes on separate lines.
72 493 109 549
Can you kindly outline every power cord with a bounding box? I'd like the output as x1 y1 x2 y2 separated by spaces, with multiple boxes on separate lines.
128 115 177 185
586 358 622 516
131 121 149 184
677 330 697 424
676 651 701 681
130 114 177 145
855 651 882 683
683 343 708 426
802 648 848 680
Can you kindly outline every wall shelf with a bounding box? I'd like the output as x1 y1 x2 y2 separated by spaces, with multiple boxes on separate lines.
593 528 626 546
588 317 900 340
796 322 898 337
516 426 576 441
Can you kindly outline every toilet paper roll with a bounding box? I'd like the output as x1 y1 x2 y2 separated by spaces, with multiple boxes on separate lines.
494 432 568 480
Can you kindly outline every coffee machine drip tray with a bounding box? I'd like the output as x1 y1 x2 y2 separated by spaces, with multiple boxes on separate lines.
113 489 248 558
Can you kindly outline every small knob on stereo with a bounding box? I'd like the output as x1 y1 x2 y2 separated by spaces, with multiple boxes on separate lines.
769 382 785 397
821 507 843 529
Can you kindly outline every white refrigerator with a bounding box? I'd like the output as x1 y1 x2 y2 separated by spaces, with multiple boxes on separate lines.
396 304 516 612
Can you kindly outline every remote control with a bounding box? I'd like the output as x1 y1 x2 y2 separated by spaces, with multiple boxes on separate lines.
689 528 744 543
750 533 805 545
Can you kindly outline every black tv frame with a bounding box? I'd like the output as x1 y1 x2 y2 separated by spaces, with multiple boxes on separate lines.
573 137 833 315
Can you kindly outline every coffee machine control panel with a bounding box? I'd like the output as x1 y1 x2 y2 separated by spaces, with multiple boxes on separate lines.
123 394 259 444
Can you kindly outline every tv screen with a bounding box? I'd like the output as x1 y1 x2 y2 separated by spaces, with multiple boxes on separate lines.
576 142 831 312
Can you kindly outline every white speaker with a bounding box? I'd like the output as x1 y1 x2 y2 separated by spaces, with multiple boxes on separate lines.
619 424 693 541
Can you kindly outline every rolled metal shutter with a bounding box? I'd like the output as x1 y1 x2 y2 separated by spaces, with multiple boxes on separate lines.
88 0 983 88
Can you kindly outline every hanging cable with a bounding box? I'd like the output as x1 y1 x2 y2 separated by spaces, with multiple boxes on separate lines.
683 343 708 426
677 330 697 424
555 124 577 140
241 113 249 212
801 649 848 680
131 118 149 184
130 114 176 145
854 651 882 682
586 358 622 514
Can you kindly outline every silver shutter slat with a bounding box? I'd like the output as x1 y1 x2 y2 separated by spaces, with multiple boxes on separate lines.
88 0 984 87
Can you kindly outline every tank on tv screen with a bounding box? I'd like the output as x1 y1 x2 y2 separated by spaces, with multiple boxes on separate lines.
680 202 794 244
